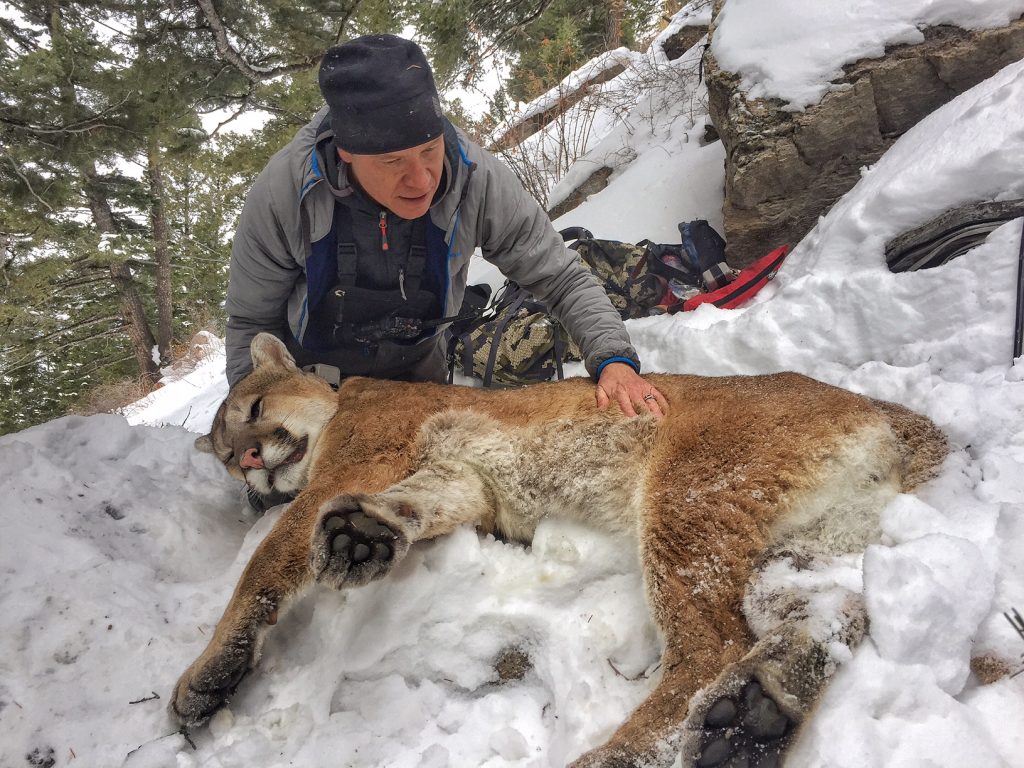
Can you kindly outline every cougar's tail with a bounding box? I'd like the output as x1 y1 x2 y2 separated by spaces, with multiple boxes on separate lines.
872 399 948 492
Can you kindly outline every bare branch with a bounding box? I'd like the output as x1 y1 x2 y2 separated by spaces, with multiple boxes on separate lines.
194 0 319 83
207 99 250 137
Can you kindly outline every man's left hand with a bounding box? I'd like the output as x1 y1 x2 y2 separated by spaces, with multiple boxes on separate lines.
596 362 667 419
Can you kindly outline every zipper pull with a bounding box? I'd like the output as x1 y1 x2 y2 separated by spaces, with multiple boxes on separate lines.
399 268 407 301
379 211 389 251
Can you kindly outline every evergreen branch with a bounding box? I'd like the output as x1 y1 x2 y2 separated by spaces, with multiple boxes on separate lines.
489 0 556 44
194 0 319 84
30 312 121 345
53 276 113 294
332 1 362 44
76 9 133 43
0 327 124 377
1 17 41 53
0 93 136 139
207 100 251 137
2 154 55 212
71 352 137 379
437 0 555 88
0 115 132 137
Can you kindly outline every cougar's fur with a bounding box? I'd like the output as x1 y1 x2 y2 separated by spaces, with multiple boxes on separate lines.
171 333 947 766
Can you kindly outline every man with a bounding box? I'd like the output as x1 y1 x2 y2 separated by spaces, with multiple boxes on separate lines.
225 34 666 419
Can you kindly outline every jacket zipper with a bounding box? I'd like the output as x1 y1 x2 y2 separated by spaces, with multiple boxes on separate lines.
379 210 389 251
380 209 408 300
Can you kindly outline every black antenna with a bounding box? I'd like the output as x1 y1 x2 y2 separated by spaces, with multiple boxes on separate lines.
1015 217 1024 361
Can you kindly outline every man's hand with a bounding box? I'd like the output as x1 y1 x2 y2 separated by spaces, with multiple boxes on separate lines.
596 362 667 419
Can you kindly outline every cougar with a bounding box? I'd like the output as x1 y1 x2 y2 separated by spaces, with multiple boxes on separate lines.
170 332 947 767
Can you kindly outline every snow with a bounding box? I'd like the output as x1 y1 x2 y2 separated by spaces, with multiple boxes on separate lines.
486 47 641 149
4 7 1024 768
713 0 1024 108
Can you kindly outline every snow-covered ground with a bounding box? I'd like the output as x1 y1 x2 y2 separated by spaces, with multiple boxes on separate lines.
4 3 1024 767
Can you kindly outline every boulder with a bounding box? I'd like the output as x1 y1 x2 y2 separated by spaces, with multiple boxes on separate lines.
706 16 1024 266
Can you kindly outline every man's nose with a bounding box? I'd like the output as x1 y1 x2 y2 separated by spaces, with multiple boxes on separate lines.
404 159 432 190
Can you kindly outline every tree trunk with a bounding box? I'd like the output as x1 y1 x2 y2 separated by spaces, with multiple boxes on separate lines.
606 0 625 48
147 138 173 363
82 167 160 382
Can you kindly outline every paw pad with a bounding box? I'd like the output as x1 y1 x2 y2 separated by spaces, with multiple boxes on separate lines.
323 508 397 564
315 497 408 587
696 681 793 768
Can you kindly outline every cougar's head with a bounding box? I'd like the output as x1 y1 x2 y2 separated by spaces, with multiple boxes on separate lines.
196 333 338 496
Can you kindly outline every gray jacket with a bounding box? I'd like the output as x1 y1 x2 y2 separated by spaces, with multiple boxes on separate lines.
225 108 640 386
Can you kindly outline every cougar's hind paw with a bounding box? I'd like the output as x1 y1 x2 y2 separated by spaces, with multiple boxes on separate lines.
170 642 254 727
313 495 410 588
695 680 794 768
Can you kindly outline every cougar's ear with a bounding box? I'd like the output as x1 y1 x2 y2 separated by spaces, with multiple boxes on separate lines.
194 434 215 454
250 333 297 371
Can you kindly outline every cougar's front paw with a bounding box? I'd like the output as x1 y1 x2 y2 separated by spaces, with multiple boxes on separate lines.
169 640 254 727
695 679 794 768
312 495 410 588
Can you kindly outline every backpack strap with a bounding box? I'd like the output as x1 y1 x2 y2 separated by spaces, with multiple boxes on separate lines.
483 288 528 387
444 283 492 383
551 325 566 381
335 205 358 287
559 226 594 245
403 216 428 296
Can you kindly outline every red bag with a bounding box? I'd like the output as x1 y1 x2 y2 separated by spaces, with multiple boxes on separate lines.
682 245 789 311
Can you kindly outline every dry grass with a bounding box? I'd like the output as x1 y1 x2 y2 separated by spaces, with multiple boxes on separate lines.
72 376 158 417
72 328 223 416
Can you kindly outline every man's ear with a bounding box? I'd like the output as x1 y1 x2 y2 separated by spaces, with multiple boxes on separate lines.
250 333 297 371
194 434 215 454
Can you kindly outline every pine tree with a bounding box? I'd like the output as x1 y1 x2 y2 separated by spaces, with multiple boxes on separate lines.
0 0 398 434
415 0 659 102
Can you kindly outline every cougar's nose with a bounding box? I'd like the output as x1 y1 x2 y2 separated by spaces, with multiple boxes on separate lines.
239 446 265 470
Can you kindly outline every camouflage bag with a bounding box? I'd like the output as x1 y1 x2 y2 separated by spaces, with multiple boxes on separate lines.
448 283 581 387
562 227 667 319
447 222 733 387
563 222 732 318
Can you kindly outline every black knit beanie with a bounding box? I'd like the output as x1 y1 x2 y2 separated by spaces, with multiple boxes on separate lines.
319 35 445 155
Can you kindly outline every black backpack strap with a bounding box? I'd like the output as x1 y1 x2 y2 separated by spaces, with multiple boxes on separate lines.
551 326 566 381
483 289 528 387
335 205 358 287
402 216 428 295
559 226 593 245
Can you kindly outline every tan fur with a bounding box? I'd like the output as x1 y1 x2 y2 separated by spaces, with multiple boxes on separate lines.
172 334 948 767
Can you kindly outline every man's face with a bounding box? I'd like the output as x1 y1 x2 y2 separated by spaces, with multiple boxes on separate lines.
339 136 444 220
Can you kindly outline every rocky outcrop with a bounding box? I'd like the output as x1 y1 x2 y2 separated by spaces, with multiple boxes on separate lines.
661 23 710 61
488 55 629 152
706 18 1024 266
547 166 614 219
